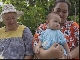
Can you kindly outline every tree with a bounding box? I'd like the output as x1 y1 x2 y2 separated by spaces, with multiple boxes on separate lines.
68 0 79 22
0 0 79 34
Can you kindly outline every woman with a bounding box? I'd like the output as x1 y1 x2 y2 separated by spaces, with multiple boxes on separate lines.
0 4 34 59
32 0 79 59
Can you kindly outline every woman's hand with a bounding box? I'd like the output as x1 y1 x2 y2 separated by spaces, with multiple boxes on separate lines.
34 43 64 59
48 43 64 58
67 52 72 59
34 45 40 54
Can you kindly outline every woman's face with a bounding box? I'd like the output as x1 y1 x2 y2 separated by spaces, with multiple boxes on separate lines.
2 12 17 29
53 2 68 24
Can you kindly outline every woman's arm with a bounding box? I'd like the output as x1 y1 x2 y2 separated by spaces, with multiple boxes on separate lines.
22 27 34 59
35 43 64 59
71 22 79 59
63 43 70 53
70 46 79 58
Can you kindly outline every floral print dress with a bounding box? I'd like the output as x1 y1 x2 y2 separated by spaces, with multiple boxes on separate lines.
0 25 34 59
33 21 79 51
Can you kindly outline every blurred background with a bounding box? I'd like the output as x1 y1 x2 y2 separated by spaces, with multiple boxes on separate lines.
0 0 79 34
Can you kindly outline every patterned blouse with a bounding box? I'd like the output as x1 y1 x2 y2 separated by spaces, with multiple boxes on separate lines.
0 25 34 59
32 21 79 51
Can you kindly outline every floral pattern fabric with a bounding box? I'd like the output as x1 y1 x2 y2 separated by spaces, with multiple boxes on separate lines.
0 25 34 59
33 21 79 51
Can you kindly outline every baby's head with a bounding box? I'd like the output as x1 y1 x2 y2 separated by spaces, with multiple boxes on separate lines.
46 12 61 30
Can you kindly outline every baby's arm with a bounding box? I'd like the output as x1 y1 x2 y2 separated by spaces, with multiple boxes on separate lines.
63 43 72 59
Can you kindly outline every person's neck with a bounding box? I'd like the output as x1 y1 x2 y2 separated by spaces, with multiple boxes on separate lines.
60 23 64 28
60 21 66 28
5 24 19 32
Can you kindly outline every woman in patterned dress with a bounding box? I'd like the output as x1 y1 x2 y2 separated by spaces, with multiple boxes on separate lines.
0 4 34 59
32 0 79 59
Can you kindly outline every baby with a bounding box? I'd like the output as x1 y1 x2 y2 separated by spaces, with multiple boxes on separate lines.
34 12 72 59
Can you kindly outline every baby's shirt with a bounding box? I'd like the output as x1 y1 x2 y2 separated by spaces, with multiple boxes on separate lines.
39 29 66 50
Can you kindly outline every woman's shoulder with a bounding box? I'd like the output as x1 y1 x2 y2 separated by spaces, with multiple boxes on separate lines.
72 22 79 28
19 25 30 31
22 26 33 36
66 20 74 24
66 21 78 24
22 25 33 40
23 26 31 33
66 21 79 28
38 23 47 30
19 25 26 29
0 26 5 32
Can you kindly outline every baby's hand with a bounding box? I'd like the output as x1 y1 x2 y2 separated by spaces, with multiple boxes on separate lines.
67 52 72 59
34 45 40 54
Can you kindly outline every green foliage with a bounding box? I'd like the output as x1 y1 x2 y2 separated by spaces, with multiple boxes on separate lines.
68 0 79 16
68 15 79 24
0 0 79 35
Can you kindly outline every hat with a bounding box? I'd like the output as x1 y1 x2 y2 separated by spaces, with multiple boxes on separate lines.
0 4 24 22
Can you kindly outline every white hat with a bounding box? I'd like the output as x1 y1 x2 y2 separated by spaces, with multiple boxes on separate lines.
0 4 24 22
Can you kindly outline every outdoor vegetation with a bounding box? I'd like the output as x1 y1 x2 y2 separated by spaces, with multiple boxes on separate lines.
0 0 79 34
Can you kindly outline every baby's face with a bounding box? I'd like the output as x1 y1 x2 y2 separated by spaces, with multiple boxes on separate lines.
48 15 61 30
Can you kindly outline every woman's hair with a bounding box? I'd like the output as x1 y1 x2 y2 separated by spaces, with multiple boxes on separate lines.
53 0 70 11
